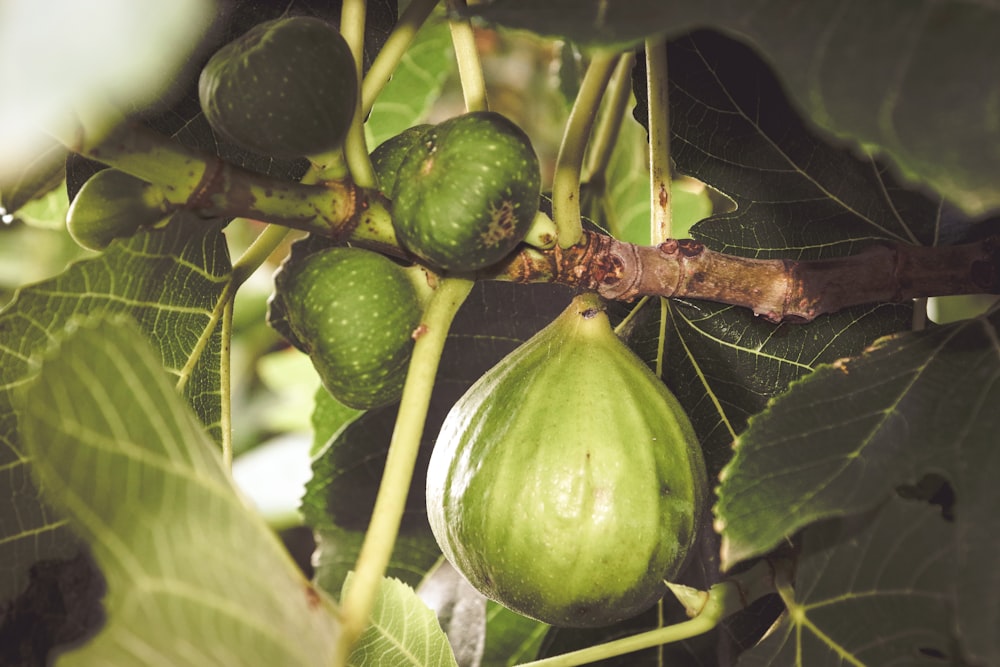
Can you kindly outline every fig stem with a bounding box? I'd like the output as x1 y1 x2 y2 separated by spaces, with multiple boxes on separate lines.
447 0 489 112
485 229 1000 323
340 0 377 189
581 52 636 200
361 0 440 117
645 38 672 244
553 51 620 249
333 277 474 665
516 581 735 667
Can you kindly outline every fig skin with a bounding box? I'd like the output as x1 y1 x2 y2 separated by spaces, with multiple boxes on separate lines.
390 111 541 272
426 293 708 628
269 246 422 409
198 16 357 159
66 169 169 251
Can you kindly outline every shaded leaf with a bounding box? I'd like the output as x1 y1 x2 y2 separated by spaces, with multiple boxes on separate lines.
470 1 1000 215
737 497 959 666
715 308 1000 665
482 602 548 667
345 574 459 667
21 315 340 666
313 526 441 599
0 217 230 611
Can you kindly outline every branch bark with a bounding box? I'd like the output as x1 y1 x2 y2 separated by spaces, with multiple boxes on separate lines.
486 230 1000 323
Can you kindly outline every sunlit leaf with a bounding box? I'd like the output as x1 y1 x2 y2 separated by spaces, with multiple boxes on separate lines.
21 315 340 666
0 218 230 610
345 574 459 667
365 14 455 149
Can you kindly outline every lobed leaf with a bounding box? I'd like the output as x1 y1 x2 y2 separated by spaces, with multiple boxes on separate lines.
21 315 340 666
716 308 1000 665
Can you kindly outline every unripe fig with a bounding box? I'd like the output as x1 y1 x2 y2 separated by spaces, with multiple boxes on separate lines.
370 124 432 197
391 111 541 272
66 169 170 251
199 16 357 159
269 246 422 409
426 293 707 627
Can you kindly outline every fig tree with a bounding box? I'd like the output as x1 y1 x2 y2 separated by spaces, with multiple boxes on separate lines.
391 111 540 272
426 293 707 627
198 16 357 159
66 168 171 251
269 246 422 409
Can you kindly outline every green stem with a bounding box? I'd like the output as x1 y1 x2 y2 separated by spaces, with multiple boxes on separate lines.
645 38 671 244
517 581 735 667
552 51 619 248
341 0 377 188
446 0 489 112
333 277 474 665
582 52 636 186
361 0 440 116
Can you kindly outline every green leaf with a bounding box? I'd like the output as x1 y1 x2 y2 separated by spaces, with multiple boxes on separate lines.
344 574 459 667
482 602 548 666
0 217 230 609
364 15 455 148
737 497 958 666
20 315 340 666
715 309 1000 664
470 2 1000 216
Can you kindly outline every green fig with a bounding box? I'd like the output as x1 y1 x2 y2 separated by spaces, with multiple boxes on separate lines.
391 111 541 272
370 124 432 198
66 169 170 251
426 293 707 627
198 16 357 159
268 245 422 409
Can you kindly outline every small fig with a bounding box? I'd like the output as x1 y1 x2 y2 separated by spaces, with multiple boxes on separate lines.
198 16 357 159
66 169 170 251
391 111 541 272
426 293 707 627
268 245 422 409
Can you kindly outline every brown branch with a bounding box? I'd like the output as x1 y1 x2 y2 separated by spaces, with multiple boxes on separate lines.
486 230 1000 323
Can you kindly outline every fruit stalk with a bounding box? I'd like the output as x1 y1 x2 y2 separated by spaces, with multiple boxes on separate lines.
333 277 473 664
552 51 620 248
645 37 672 243
486 229 1000 323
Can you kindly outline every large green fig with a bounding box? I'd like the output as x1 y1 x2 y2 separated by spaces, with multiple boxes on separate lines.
391 111 541 272
426 293 707 628
66 169 171 251
199 16 357 159
269 246 422 409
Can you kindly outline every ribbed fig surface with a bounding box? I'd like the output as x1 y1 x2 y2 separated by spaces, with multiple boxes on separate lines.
426 293 707 627
391 111 540 272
